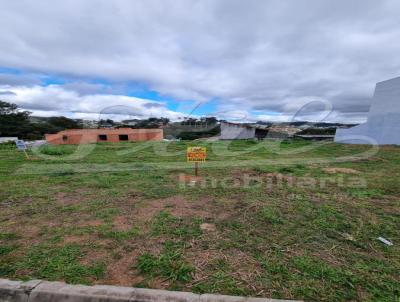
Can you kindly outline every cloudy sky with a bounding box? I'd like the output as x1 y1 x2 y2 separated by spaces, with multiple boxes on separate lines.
1 0 400 123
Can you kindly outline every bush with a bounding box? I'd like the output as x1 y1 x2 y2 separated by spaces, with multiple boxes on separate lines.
0 141 16 149
177 126 220 140
298 127 337 135
38 145 74 156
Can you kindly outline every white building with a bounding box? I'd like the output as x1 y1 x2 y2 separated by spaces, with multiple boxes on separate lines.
335 76 400 145
0 137 18 143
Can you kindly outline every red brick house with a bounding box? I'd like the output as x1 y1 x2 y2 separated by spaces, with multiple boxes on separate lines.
45 128 163 145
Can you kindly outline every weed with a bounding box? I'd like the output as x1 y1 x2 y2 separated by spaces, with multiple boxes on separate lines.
98 226 140 241
259 207 284 224
347 188 385 199
137 241 194 283
95 208 120 221
151 211 202 238
261 258 289 275
192 259 250 295
0 245 17 256
18 244 105 284
311 205 351 232
0 140 399 300
0 232 19 240
278 166 295 174
192 271 249 296
137 253 158 274
291 256 358 300
0 261 16 277
39 145 75 156
48 170 76 176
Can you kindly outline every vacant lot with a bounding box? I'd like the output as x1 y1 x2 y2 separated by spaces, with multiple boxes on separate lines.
0 140 399 301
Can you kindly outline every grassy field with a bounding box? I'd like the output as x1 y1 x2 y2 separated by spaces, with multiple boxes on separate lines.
0 140 399 301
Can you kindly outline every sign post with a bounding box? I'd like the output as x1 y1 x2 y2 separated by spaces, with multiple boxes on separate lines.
15 140 30 160
187 146 206 176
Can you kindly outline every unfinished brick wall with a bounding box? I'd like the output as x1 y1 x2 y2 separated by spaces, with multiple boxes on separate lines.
45 128 163 145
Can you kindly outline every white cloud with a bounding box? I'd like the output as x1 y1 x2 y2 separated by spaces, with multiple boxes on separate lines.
1 0 400 122
0 85 185 121
256 114 292 123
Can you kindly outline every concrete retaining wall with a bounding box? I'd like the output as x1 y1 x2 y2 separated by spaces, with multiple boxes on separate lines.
334 76 400 145
220 122 255 140
0 279 300 302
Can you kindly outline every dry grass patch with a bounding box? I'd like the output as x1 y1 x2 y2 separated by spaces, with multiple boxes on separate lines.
323 167 360 174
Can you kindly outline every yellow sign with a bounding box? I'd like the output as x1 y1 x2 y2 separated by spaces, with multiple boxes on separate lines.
187 147 207 162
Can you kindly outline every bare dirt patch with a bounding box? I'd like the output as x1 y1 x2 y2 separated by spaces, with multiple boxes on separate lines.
323 167 360 174
200 223 216 232
132 196 215 222
177 174 204 184
80 249 109 267
55 188 88 205
187 248 262 292
64 234 91 244
98 239 165 286
232 169 297 184
187 249 222 282
112 216 134 231
12 225 42 246
84 220 103 227
264 172 296 182
102 249 143 286
163 196 213 218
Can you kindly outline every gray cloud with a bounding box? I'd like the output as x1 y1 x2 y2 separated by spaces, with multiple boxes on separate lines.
0 0 400 122
0 91 16 96
61 82 125 96
143 102 165 109
0 73 41 86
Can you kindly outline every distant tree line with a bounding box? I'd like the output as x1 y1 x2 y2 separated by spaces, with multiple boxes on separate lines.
164 117 220 140
131 117 169 129
0 100 222 140
297 127 337 135
0 101 82 140
176 125 220 140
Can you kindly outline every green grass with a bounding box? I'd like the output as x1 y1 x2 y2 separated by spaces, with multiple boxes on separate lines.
151 211 203 238
0 232 19 240
14 244 104 284
290 255 358 300
38 145 76 156
98 225 140 241
137 241 194 285
0 245 18 256
347 188 385 199
95 208 120 220
258 207 284 224
0 140 399 301
191 258 250 296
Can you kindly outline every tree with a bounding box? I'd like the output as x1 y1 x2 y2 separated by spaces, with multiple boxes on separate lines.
47 116 82 131
297 127 337 135
201 117 218 125
99 119 115 128
0 101 19 115
0 101 32 138
0 101 84 139
131 117 169 129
